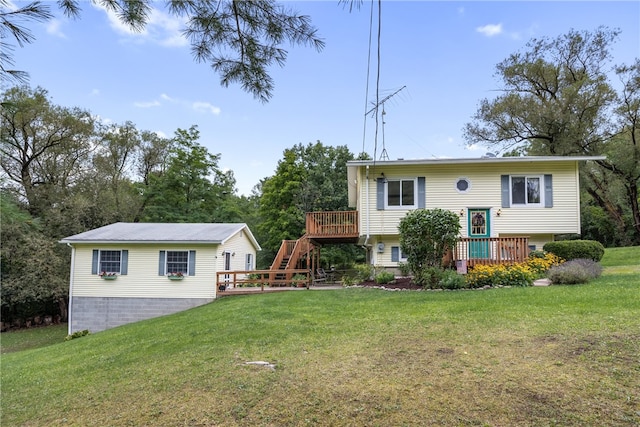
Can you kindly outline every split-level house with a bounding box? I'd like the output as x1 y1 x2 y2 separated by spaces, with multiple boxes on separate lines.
60 222 261 333
271 156 603 275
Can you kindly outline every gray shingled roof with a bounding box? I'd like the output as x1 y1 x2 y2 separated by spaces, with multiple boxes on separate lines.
60 222 260 249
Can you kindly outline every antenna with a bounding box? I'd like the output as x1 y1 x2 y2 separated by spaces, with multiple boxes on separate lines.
365 85 406 160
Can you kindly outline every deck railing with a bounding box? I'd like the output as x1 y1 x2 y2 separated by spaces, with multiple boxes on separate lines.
269 239 297 271
306 211 359 238
217 269 310 291
454 237 530 267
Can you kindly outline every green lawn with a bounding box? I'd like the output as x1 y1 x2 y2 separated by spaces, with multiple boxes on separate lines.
2 247 639 426
1 324 68 354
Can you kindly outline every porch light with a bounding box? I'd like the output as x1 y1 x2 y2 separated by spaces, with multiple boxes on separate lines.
459 209 464 217
496 209 502 217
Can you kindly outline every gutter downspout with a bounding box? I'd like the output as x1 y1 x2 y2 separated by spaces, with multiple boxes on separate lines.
365 165 371 262
66 243 75 335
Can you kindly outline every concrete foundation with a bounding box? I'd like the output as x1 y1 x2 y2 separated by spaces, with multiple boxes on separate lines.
70 296 214 333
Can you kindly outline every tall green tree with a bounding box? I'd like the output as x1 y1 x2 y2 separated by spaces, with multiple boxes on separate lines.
0 193 69 324
0 86 95 218
140 125 236 222
258 141 359 267
463 28 640 245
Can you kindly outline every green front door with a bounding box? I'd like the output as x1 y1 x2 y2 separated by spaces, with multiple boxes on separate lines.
469 209 490 258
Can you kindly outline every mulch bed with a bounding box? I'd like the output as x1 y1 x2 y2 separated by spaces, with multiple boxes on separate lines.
357 276 422 290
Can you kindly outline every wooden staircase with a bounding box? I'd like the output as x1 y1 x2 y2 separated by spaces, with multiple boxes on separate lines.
270 234 317 285
269 211 360 285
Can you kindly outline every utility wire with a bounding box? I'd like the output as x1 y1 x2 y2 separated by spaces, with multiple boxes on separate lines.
360 0 374 157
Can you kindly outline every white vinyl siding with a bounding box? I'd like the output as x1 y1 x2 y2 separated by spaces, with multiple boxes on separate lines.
218 231 257 272
73 244 218 299
358 161 581 237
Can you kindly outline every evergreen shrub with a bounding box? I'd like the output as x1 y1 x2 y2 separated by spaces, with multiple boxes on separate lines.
543 240 605 262
375 271 395 284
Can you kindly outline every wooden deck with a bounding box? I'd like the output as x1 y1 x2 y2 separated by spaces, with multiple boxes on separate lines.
305 211 359 243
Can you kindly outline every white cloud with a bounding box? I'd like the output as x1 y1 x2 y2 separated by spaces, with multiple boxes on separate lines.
148 9 188 47
89 89 100 96
92 2 142 36
92 3 187 47
133 94 221 115
465 143 483 151
46 19 66 38
476 23 503 37
134 100 161 108
193 102 222 115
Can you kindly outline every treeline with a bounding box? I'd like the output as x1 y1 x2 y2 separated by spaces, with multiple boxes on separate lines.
0 86 363 327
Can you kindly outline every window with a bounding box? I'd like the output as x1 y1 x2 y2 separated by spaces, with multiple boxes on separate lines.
100 250 121 273
158 250 196 276
387 179 415 207
391 246 407 262
511 176 542 206
92 249 128 275
455 178 471 193
501 174 552 208
167 251 189 274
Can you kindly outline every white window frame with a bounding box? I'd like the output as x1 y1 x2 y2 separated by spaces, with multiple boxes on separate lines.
385 178 417 209
165 250 190 275
510 175 544 207
99 250 122 274
391 246 408 262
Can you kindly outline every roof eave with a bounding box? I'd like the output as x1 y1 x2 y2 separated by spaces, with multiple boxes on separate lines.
346 155 606 167
60 240 224 245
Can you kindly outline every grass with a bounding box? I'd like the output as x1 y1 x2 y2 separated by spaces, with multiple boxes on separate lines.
1 247 639 426
0 324 68 354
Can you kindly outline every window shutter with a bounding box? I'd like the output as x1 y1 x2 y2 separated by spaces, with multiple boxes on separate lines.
189 250 196 276
121 250 128 275
158 250 166 276
417 177 425 208
544 174 553 208
391 246 400 262
501 175 510 208
376 178 385 210
91 250 99 275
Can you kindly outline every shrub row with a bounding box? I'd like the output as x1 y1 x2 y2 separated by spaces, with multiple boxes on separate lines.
543 240 605 262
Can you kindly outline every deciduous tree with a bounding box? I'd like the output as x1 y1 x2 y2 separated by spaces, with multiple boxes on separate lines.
463 28 640 244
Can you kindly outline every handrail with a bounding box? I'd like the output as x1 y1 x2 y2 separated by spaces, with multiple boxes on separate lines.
217 269 310 291
285 234 312 271
306 211 359 237
454 237 530 266
269 239 297 270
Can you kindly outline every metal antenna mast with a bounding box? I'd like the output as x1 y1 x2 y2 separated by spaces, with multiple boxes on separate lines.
365 85 406 160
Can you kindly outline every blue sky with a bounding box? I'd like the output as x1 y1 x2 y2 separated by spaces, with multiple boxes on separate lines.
8 1 640 196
